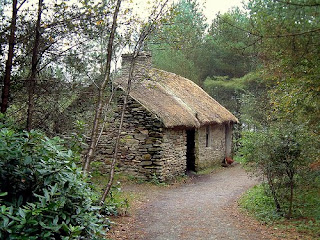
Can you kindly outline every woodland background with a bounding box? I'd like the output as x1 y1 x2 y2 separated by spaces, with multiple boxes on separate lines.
0 0 319 238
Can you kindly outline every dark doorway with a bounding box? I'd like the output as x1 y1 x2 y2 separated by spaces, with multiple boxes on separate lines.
186 129 195 171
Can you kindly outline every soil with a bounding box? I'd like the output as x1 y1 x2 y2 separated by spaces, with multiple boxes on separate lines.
106 164 303 240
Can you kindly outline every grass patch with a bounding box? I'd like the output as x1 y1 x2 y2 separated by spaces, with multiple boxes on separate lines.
239 184 282 222
239 184 320 239
90 173 134 216
89 171 170 216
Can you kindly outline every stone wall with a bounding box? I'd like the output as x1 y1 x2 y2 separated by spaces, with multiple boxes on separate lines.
95 94 187 181
95 95 162 179
160 128 187 181
195 124 226 170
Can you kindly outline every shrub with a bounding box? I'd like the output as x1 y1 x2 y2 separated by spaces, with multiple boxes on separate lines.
0 125 108 239
240 184 320 238
240 121 318 218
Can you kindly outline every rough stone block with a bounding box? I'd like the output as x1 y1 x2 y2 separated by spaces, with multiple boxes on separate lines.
142 154 152 160
140 161 152 166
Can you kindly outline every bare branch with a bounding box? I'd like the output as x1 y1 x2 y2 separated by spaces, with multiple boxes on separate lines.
17 0 27 11
100 0 170 205
216 15 320 39
83 0 122 173
274 0 320 7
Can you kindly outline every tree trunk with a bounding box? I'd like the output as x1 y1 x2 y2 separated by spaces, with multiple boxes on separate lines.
287 178 294 218
100 0 170 205
286 164 295 219
267 171 282 213
100 52 138 205
26 0 43 131
83 0 122 173
1 0 18 113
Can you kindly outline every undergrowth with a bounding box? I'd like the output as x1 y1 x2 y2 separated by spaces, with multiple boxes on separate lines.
239 184 320 238
90 174 132 216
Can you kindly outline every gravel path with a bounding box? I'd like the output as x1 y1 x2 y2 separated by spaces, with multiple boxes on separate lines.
108 165 281 240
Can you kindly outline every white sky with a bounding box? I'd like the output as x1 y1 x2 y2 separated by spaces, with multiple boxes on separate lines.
5 0 247 24
200 0 247 22
129 0 247 24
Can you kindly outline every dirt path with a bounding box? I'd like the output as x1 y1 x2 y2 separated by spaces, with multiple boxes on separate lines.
108 165 284 240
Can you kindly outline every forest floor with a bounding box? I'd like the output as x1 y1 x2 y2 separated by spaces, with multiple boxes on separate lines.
106 164 306 240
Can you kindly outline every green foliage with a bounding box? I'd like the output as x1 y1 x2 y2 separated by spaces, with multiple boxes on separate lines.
147 0 207 84
240 121 319 217
100 183 129 217
148 1 254 84
0 125 108 239
0 113 17 130
203 72 268 126
64 120 88 155
239 184 282 222
240 184 320 238
203 76 243 115
245 0 320 133
206 7 255 78
204 72 269 151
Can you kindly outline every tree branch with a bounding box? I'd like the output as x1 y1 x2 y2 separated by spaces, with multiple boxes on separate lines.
274 0 320 7
100 0 170 205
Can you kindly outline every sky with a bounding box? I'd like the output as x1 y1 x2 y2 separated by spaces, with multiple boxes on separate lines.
2 0 247 24
200 0 247 23
130 0 247 24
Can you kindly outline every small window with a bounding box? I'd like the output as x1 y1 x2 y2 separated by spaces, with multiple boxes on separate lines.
206 126 210 147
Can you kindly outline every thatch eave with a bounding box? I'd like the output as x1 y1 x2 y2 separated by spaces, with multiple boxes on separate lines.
114 67 238 128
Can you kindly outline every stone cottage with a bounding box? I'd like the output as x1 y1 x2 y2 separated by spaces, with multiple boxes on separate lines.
95 52 238 181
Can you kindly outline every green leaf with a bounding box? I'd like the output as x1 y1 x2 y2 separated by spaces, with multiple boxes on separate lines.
17 195 23 207
1 205 7 213
27 219 38 225
62 223 69 232
0 192 8 197
53 215 58 225
2 216 9 227
24 156 32 165
44 189 50 202
44 232 51 238
18 208 25 219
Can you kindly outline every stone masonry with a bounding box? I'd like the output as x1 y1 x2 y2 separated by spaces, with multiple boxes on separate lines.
95 94 187 181
93 52 236 181
195 124 226 171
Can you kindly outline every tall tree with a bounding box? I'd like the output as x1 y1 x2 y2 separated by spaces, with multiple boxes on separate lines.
224 0 320 217
254 2 319 120
1 0 18 113
147 0 207 85
26 0 43 131
205 7 255 78
83 0 122 173
100 0 170 204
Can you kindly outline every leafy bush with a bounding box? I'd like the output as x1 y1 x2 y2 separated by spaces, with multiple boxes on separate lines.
239 184 283 222
240 121 319 218
240 184 320 238
0 125 108 239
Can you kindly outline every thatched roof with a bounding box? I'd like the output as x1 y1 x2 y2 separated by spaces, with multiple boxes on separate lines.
115 67 238 128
